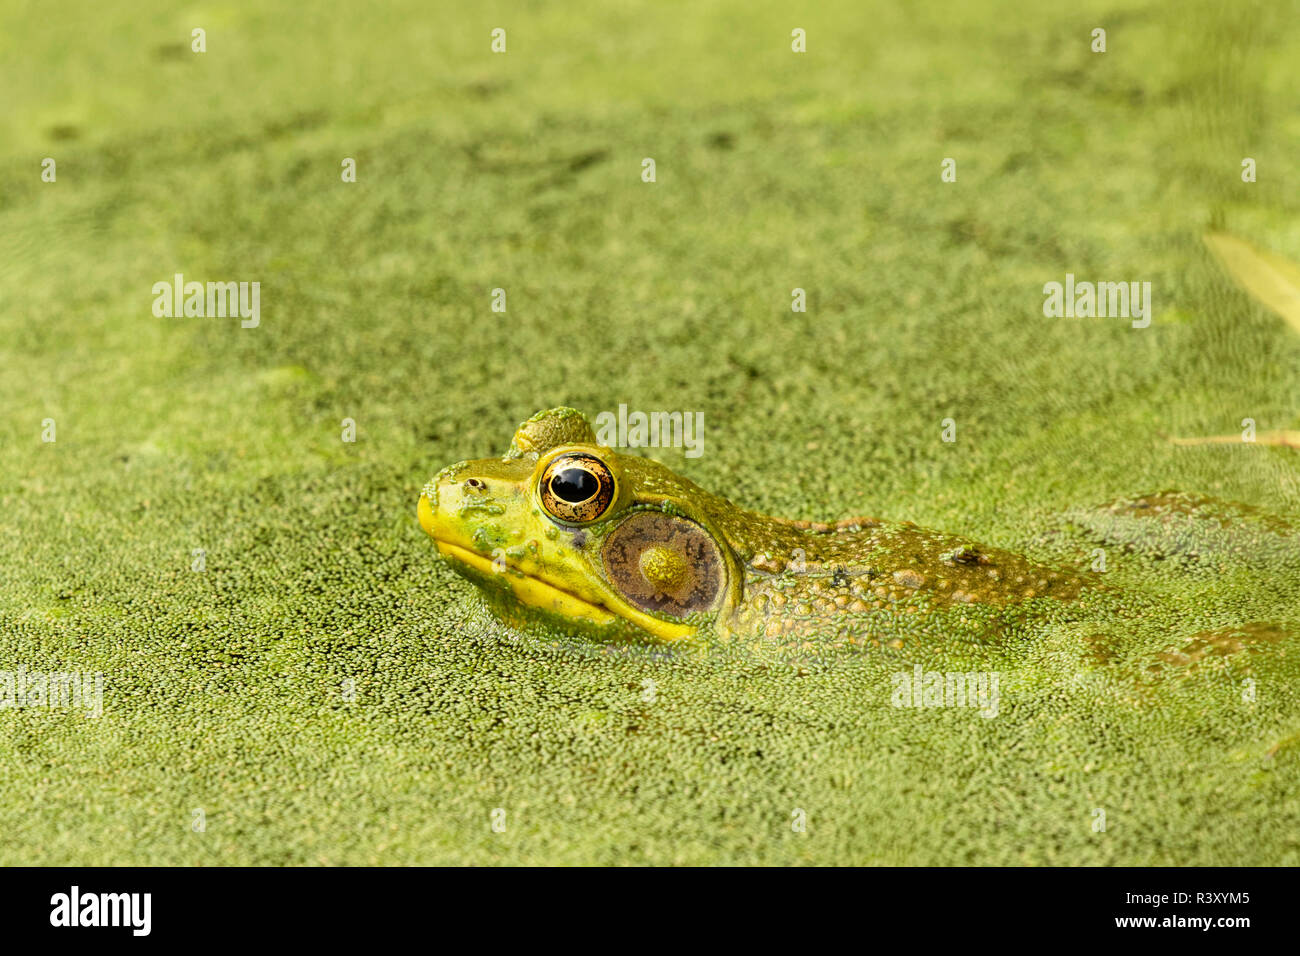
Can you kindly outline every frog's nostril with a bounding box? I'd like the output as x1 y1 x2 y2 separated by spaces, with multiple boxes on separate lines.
464 478 486 491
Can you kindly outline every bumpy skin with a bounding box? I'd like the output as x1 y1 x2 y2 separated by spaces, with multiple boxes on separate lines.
420 407 1092 650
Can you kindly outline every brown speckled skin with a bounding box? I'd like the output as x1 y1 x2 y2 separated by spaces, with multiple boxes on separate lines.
609 453 1087 641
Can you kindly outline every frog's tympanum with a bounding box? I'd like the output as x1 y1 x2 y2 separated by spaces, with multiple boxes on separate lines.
420 408 1092 648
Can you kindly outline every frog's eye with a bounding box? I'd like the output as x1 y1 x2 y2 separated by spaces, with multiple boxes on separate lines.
539 453 616 524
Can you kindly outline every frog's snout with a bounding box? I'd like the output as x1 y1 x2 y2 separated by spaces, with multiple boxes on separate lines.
419 458 531 553
418 461 464 540
417 492 439 537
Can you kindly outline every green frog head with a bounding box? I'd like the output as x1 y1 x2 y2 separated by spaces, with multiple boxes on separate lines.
419 407 745 642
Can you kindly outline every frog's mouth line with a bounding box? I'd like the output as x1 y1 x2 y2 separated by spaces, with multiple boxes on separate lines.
433 539 621 626
419 494 694 641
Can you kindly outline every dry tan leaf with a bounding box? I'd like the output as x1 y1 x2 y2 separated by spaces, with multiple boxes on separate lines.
1168 431 1300 449
1203 231 1300 335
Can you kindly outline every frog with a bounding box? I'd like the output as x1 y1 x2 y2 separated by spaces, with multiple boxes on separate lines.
419 407 1102 655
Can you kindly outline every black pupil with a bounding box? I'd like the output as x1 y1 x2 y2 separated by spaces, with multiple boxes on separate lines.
551 467 599 503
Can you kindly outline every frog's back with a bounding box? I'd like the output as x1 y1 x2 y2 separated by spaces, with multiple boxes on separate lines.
712 504 1090 646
